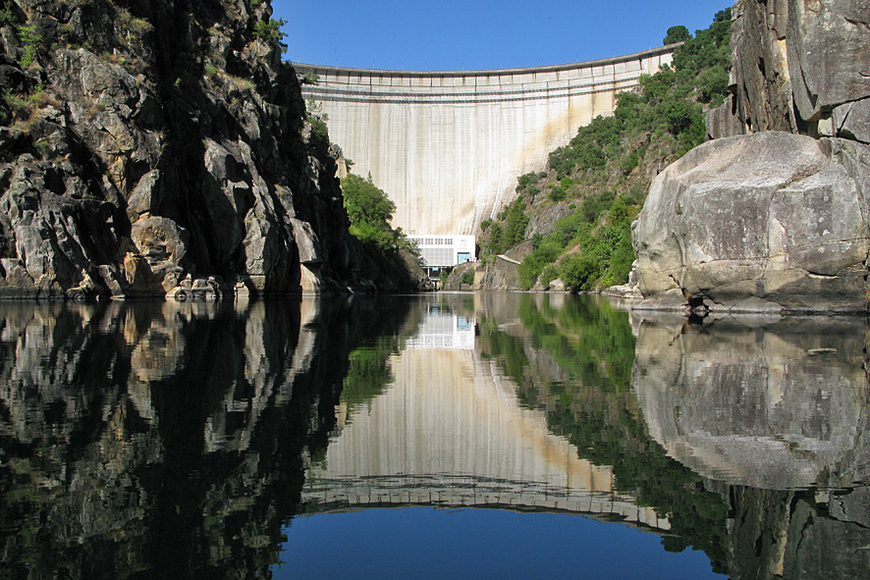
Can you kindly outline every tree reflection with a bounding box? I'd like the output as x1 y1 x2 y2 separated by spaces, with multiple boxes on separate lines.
476 294 729 573
478 293 870 579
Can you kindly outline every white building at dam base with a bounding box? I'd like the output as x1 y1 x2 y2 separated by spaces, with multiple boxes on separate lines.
407 234 476 276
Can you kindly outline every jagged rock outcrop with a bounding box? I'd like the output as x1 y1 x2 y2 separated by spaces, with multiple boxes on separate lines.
0 0 415 299
710 0 870 139
636 0 870 312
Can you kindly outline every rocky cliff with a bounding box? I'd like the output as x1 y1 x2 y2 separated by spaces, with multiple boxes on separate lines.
633 0 870 312
0 0 415 299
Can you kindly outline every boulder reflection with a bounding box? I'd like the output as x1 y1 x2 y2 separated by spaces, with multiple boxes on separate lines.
632 312 870 578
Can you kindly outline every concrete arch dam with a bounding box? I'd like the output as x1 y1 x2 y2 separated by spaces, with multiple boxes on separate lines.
295 46 675 236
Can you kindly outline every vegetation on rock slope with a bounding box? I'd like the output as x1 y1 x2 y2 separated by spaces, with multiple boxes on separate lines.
476 8 732 292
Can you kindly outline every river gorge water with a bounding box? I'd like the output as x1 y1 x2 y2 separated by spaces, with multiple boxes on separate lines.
0 294 868 578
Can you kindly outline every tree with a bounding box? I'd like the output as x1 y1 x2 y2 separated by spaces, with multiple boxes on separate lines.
504 198 529 246
342 173 396 226
714 8 732 23
663 25 691 45
560 253 600 290
341 173 398 250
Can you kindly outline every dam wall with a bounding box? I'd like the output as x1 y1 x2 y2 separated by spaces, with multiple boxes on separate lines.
295 45 675 235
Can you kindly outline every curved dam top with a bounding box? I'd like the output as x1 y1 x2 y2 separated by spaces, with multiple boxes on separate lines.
295 45 675 237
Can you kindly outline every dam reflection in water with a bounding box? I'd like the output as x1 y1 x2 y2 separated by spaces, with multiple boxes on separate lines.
302 301 664 527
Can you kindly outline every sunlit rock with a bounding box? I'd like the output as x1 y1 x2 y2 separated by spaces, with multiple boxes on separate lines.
633 132 870 313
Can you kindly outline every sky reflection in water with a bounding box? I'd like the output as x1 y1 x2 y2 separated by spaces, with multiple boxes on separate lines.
276 507 724 579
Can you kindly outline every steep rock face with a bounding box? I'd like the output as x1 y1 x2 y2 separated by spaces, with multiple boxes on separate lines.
633 132 870 312
0 0 404 298
637 0 870 311
712 0 870 139
729 0 794 133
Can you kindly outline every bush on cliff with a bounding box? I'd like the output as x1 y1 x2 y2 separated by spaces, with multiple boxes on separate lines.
341 171 418 259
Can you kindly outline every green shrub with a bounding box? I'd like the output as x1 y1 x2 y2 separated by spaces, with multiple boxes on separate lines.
503 198 529 247
517 171 539 191
307 116 329 151
486 222 505 255
461 269 475 285
0 0 17 25
18 24 43 68
342 172 408 253
663 25 691 45
343 173 395 227
549 186 566 202
518 239 562 289
541 265 559 288
560 253 600 291
620 151 639 175
253 18 287 54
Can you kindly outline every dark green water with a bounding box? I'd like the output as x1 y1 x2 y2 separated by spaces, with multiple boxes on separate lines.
0 294 867 578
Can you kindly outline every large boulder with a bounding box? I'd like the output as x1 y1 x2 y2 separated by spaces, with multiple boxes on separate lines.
632 131 870 313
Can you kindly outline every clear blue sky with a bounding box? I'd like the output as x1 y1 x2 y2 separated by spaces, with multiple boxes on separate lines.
274 0 732 71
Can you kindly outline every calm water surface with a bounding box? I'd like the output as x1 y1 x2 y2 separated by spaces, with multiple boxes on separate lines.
0 294 867 578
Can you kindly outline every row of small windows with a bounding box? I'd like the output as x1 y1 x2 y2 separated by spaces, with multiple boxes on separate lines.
412 238 454 246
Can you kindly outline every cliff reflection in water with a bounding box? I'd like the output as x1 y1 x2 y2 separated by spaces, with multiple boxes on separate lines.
0 297 408 578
